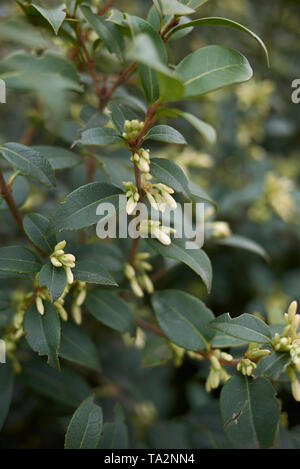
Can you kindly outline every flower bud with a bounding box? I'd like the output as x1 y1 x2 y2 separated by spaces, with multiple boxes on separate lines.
65 266 74 285
51 256 62 268
130 278 144 298
36 296 44 315
55 240 66 251
124 263 136 280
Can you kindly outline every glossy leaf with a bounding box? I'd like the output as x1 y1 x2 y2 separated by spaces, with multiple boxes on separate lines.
73 260 117 285
23 213 56 254
31 1 66 35
109 103 140 134
216 235 269 261
254 352 290 380
144 125 186 144
209 313 272 344
176 45 253 98
77 127 123 146
98 404 129 449
180 0 209 9
152 290 215 350
33 146 81 171
0 246 41 276
150 158 190 198
148 238 213 293
24 302 61 369
47 182 124 234
86 289 134 333
160 0 195 15
59 322 101 372
176 111 217 145
0 143 55 187
220 375 280 448
38 262 66 302
65 396 103 449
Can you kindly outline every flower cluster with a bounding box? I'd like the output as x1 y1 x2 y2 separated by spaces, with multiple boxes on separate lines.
130 148 151 173
122 119 144 141
50 240 76 285
139 219 175 246
124 252 154 298
123 181 140 215
205 350 232 392
237 358 257 376
142 174 177 212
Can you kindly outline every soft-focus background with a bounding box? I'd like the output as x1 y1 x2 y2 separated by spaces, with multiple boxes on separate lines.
1 0 300 448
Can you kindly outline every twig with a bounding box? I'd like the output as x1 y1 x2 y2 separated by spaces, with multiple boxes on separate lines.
97 0 114 17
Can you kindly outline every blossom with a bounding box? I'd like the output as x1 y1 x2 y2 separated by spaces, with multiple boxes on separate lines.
141 174 177 212
50 240 76 285
123 181 140 215
122 119 144 141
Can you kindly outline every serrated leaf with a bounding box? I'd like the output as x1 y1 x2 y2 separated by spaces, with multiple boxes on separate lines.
148 238 212 293
144 125 186 144
152 290 215 350
98 403 129 449
65 396 103 449
0 143 55 187
38 262 66 302
86 289 134 333
169 17 269 66
31 1 66 35
0 361 14 431
59 322 101 372
254 352 290 380
47 182 124 234
24 302 61 369
23 213 57 254
77 128 123 146
33 146 81 171
176 45 253 99
216 235 269 261
220 375 280 448
209 313 272 344
73 260 117 285
21 359 90 408
80 5 124 56
0 246 41 276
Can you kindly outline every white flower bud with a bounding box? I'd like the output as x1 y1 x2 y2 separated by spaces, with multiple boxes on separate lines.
36 296 44 315
72 304 82 325
152 228 171 246
288 301 298 321
162 192 177 209
76 289 87 307
51 256 62 268
55 240 66 251
142 274 154 294
126 196 137 215
65 267 74 285
137 158 150 173
130 278 144 298
124 263 136 280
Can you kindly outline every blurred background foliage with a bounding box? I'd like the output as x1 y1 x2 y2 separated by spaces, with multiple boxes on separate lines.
0 0 300 449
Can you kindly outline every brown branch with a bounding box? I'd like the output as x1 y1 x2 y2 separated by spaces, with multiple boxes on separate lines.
0 166 25 234
99 61 136 111
97 0 114 16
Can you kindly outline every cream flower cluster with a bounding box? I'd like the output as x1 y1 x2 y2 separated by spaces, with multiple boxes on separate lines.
130 148 151 173
236 358 257 376
124 252 154 298
142 174 177 213
139 219 175 246
50 240 76 285
122 119 144 141
205 350 232 392
123 181 140 215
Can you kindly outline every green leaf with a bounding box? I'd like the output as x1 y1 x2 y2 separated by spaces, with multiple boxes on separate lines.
31 1 66 35
216 235 269 261
77 128 123 146
176 111 217 145
142 336 173 367
188 180 217 207
144 125 186 144
0 361 14 431
0 246 41 276
33 146 81 171
0 173 30 211
59 322 101 372
180 0 209 9
254 352 290 381
150 158 190 198
73 260 117 285
23 213 56 254
160 0 195 15
0 143 55 188
65 396 103 449
38 262 66 302
152 290 215 351
21 359 90 408
126 32 183 102
209 313 272 344
80 5 124 56
109 103 140 134
169 17 269 66
220 375 280 448
24 302 61 370
210 332 248 348
148 239 212 293
176 45 253 99
86 289 134 333
47 182 124 234
98 404 129 449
